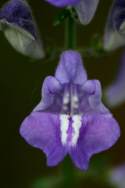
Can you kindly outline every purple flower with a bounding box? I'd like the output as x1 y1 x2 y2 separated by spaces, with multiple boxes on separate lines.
45 0 100 25
46 0 79 7
103 0 125 51
109 164 125 188
105 52 125 107
20 50 120 170
0 0 44 59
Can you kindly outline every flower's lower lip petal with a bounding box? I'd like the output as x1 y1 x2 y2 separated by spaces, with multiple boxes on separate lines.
20 112 67 166
69 147 89 170
82 113 120 156
47 146 67 166
69 112 120 170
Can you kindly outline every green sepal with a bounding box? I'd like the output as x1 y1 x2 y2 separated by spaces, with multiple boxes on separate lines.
53 9 71 26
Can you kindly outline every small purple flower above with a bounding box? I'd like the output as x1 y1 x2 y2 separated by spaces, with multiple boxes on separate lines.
0 0 44 59
104 0 125 51
44 0 100 25
105 52 125 107
0 0 36 37
45 0 79 7
20 50 120 170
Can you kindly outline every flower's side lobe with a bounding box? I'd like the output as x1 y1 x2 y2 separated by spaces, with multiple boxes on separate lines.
20 112 67 166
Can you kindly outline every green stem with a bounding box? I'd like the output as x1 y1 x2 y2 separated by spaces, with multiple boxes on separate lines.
62 158 76 188
65 15 77 49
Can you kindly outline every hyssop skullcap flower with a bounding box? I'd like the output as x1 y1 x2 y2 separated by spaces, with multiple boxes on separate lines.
45 0 100 25
104 0 125 51
20 50 120 170
0 0 44 59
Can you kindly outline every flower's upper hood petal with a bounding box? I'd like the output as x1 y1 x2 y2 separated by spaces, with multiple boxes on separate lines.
74 0 99 25
20 112 67 166
55 50 87 85
103 0 125 51
0 0 44 59
105 52 125 107
45 0 79 7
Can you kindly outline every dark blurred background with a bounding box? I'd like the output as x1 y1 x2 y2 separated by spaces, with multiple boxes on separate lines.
0 0 125 188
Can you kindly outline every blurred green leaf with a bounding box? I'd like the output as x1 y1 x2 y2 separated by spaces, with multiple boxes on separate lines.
53 9 70 26
32 176 62 188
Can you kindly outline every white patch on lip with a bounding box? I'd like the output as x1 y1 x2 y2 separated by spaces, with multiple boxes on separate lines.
60 114 82 146
60 114 69 145
71 115 82 146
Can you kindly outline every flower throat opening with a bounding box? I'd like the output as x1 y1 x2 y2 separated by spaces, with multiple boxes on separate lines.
60 85 82 147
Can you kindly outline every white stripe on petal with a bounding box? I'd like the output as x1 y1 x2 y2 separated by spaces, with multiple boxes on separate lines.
60 115 69 145
71 115 82 146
